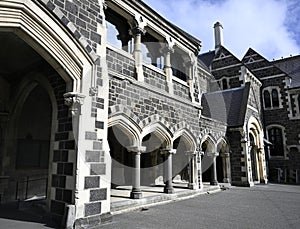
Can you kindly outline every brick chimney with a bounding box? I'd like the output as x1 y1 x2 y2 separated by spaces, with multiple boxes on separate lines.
214 22 223 49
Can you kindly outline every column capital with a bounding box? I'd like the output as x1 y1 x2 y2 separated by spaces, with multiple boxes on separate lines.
160 44 174 54
160 148 176 155
207 152 219 157
185 151 197 156
198 151 205 156
127 145 146 153
220 152 230 157
129 26 146 37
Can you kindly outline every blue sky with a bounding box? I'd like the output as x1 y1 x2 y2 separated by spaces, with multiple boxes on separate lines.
143 0 300 60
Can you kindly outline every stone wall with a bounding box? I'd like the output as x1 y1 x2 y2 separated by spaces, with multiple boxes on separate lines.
108 74 201 135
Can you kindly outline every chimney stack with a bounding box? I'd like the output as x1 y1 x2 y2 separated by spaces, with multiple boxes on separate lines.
214 22 223 49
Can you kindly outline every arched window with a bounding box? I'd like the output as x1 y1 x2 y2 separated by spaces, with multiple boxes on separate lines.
268 127 284 157
263 90 271 108
272 89 279 108
222 78 228 90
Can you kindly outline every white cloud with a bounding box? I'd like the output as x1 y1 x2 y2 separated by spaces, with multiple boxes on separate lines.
143 0 300 60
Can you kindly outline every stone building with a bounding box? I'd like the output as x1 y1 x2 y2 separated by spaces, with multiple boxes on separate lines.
200 22 300 185
0 0 268 228
243 51 300 184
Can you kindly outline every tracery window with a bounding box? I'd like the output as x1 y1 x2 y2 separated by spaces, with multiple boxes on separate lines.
262 87 281 109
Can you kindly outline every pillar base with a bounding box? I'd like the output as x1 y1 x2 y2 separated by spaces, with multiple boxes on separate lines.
188 183 198 190
223 178 230 183
210 180 218 186
164 186 174 194
130 190 143 199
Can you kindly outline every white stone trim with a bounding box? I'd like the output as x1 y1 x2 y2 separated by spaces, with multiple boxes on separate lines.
211 63 242 72
260 73 286 80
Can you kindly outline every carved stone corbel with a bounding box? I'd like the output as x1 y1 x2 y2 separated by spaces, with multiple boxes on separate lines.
64 92 85 116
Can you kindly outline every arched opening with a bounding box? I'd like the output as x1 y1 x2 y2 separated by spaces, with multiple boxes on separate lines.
263 90 271 108
172 136 189 182
108 126 133 187
216 139 230 183
171 46 189 81
1 0 95 224
271 89 279 108
16 86 52 172
249 133 259 182
141 132 167 185
0 32 61 206
201 139 215 183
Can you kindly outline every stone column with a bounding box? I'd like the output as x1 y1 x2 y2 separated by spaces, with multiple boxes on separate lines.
184 60 195 102
161 44 174 94
197 151 204 190
222 152 231 183
127 146 146 199
186 151 197 189
130 26 146 82
161 148 176 194
209 152 218 186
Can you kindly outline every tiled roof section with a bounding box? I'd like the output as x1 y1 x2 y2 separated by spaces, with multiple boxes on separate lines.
198 51 216 69
242 48 283 79
273 55 300 88
201 83 250 127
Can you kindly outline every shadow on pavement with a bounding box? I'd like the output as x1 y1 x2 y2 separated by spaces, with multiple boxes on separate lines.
0 201 59 228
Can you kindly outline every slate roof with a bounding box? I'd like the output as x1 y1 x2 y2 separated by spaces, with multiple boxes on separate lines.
198 51 216 68
201 83 250 127
273 55 300 89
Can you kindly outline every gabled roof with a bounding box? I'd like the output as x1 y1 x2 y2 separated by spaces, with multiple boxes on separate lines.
242 48 284 79
273 55 300 89
201 83 250 127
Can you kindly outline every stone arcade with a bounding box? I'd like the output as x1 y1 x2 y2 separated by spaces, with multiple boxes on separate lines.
0 0 270 228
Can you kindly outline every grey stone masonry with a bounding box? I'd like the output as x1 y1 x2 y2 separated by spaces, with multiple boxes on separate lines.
143 65 168 92
173 80 190 100
109 75 201 135
107 48 136 79
46 0 103 52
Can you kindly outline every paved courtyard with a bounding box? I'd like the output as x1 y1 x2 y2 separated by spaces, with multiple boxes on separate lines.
104 184 300 229
0 183 299 228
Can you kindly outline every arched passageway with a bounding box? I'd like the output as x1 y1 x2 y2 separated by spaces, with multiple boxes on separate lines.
200 138 217 185
172 136 190 182
108 126 133 187
141 132 167 186
216 139 231 183
249 133 259 182
0 32 61 204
